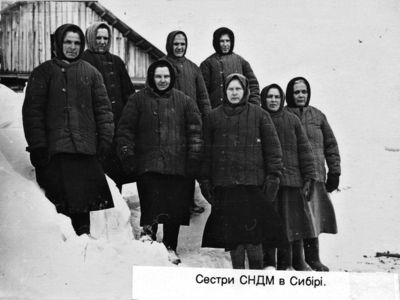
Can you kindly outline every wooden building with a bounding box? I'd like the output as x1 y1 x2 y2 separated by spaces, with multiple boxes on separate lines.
0 0 165 88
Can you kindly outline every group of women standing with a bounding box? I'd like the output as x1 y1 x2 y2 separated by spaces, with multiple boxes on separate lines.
199 75 341 271
22 22 340 270
115 26 341 270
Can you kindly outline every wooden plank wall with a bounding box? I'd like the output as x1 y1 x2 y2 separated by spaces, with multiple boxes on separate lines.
1 1 155 81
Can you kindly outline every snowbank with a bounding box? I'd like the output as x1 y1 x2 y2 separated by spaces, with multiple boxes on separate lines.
0 85 172 299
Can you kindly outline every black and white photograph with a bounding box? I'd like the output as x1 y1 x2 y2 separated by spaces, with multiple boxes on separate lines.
0 0 399 299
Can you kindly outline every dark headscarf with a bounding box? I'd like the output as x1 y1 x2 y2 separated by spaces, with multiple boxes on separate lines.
261 84 285 113
53 24 85 62
147 60 176 95
213 27 235 55
224 73 249 106
165 30 187 58
85 22 112 53
285 77 311 107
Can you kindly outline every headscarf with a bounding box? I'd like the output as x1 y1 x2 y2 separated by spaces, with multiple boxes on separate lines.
213 27 235 55
224 73 249 106
261 84 285 113
147 60 176 95
285 77 311 107
165 30 187 58
53 24 85 62
85 22 112 53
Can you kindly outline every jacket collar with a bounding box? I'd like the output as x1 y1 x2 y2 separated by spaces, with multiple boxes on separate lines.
147 86 172 98
53 58 81 68
222 101 247 116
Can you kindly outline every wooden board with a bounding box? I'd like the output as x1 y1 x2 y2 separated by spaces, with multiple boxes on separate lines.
0 0 157 83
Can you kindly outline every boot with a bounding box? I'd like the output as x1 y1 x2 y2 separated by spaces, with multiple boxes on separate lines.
292 239 312 271
263 246 276 269
230 244 245 269
70 212 90 236
246 243 264 270
167 247 181 265
277 244 293 270
304 238 329 271
140 224 157 241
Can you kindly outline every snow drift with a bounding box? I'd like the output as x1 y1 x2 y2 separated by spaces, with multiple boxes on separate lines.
0 84 172 300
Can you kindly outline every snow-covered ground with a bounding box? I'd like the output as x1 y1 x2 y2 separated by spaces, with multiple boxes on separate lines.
0 85 175 300
1 0 400 299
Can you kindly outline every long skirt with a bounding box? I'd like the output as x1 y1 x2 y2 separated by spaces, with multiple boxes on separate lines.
136 172 193 226
308 181 338 234
35 153 114 215
274 187 317 242
202 185 288 251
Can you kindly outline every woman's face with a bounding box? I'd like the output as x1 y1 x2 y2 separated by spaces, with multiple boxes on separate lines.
62 31 81 60
226 79 244 104
266 88 281 112
154 67 171 91
293 82 308 107
219 34 231 54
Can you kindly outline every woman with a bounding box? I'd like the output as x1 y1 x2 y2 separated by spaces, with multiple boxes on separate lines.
200 73 287 269
261 84 317 270
22 24 114 236
285 77 341 271
200 27 260 108
116 60 203 264
82 22 136 193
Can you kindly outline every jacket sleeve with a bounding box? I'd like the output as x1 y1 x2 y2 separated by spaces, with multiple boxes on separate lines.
199 113 212 180
200 60 211 95
195 69 212 118
115 94 139 159
92 69 114 145
185 97 203 162
241 57 261 106
260 111 283 177
295 119 317 181
116 56 135 106
22 65 49 151
321 113 341 175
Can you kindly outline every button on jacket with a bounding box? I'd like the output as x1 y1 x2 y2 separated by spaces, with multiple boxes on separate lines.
116 87 203 177
162 30 211 119
285 77 340 182
201 74 282 186
23 58 114 155
261 84 316 187
200 27 260 108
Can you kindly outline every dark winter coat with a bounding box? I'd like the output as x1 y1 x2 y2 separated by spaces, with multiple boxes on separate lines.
116 60 203 177
162 31 211 119
200 27 260 108
82 22 135 127
285 77 340 182
261 84 316 187
23 58 114 156
201 74 282 187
